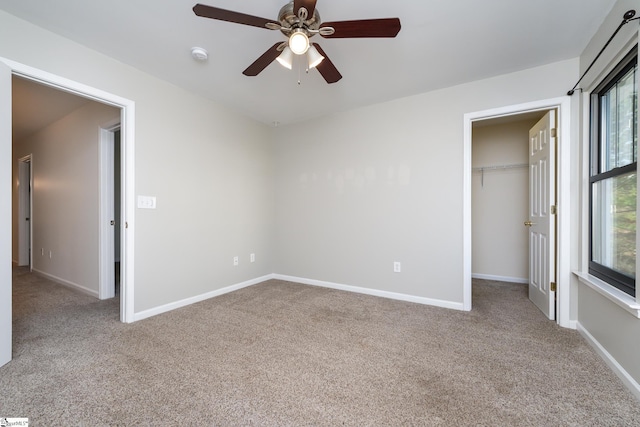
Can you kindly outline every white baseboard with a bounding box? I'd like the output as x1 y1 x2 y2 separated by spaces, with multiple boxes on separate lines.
133 273 465 323
133 274 275 322
273 274 465 311
472 273 528 284
32 268 99 298
577 322 640 401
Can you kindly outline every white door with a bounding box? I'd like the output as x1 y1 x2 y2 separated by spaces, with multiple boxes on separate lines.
99 129 116 299
18 156 32 267
0 61 12 367
527 111 556 320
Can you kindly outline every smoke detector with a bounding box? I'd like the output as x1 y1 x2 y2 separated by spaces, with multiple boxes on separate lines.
191 47 209 62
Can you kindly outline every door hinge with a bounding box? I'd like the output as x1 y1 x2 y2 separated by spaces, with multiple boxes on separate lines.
550 282 557 292
550 205 557 215
551 128 557 138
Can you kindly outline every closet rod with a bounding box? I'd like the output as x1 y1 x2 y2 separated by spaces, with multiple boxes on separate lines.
472 163 528 172
473 163 527 187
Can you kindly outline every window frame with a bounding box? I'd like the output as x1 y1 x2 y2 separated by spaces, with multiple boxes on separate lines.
589 46 638 298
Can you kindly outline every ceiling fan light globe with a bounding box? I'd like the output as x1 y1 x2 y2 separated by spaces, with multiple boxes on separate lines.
307 45 324 69
289 31 310 55
276 46 294 69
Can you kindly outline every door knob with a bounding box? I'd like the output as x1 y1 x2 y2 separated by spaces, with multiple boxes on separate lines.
524 220 535 227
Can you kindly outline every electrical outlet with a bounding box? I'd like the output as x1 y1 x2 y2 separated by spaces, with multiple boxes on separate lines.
233 256 239 266
393 262 401 273
250 253 255 263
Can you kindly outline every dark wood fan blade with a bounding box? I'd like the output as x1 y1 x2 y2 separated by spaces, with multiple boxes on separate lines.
193 4 278 29
320 18 401 38
294 0 317 19
242 43 282 76
312 44 342 84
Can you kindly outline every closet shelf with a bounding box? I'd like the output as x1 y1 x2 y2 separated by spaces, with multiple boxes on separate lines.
473 163 527 187
472 163 528 172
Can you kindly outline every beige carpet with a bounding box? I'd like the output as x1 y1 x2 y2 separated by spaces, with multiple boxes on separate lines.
2 267 640 426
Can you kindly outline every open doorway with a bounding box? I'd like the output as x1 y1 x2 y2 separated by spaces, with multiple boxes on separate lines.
12 76 122 302
463 97 572 328
9 77 124 367
471 111 561 320
471 113 545 286
4 60 136 328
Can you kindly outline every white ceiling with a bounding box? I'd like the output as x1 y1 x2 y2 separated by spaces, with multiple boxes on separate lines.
2 0 616 128
12 76 90 141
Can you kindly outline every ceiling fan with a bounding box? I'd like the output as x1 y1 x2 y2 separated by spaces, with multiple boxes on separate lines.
193 1 401 83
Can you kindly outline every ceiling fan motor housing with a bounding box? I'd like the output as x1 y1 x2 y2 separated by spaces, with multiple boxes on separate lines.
278 2 321 39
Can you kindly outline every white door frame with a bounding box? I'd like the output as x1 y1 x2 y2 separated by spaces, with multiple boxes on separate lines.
0 60 11 367
17 154 33 268
1 56 136 323
463 96 572 328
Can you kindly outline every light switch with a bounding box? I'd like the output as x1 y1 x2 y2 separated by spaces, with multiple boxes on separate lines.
137 195 157 209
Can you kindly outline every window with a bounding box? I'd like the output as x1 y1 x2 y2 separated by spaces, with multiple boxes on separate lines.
590 47 638 297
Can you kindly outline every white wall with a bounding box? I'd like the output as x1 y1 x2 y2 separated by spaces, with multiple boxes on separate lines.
472 119 537 282
11 101 119 295
573 0 640 391
0 10 275 314
273 59 578 306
